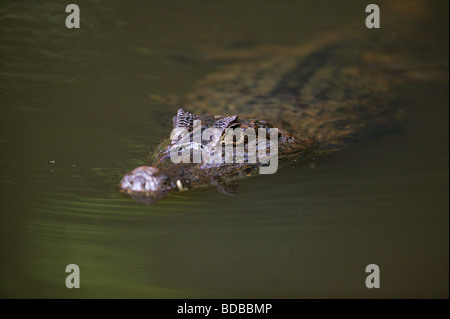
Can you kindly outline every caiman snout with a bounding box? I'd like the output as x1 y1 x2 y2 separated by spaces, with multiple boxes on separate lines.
119 166 167 193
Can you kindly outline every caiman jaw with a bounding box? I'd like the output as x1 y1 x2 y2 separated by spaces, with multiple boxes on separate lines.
119 166 168 194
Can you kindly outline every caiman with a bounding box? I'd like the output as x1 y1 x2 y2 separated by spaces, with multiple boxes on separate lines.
118 3 440 205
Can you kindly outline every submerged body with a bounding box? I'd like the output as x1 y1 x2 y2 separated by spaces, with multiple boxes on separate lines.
119 34 407 204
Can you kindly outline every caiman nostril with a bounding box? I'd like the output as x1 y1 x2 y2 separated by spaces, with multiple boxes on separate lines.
119 166 167 194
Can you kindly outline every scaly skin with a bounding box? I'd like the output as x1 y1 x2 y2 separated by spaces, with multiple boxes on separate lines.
119 35 407 204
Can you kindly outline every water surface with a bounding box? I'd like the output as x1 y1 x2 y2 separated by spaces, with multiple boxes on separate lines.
0 0 448 298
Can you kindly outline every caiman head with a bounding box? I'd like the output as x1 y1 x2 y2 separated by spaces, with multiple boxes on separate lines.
119 108 315 204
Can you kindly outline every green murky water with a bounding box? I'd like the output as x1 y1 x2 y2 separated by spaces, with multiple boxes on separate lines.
0 1 448 298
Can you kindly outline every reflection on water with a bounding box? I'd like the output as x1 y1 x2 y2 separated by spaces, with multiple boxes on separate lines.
0 1 448 298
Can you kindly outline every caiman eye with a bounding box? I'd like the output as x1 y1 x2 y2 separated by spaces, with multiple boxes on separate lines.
221 129 246 145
